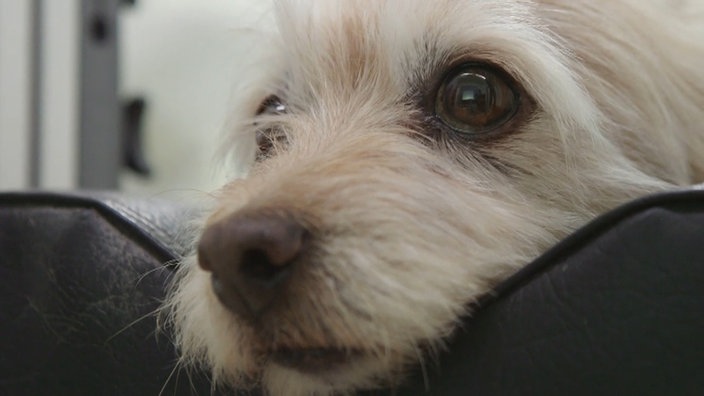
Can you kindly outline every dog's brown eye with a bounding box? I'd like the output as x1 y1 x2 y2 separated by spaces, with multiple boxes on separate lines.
436 65 518 135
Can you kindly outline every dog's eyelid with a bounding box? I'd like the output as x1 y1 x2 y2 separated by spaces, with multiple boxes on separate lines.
256 95 287 116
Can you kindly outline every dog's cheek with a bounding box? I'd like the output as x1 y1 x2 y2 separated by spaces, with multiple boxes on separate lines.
308 170 560 349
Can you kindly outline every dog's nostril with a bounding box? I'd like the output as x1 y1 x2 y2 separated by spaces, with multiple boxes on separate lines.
240 248 293 285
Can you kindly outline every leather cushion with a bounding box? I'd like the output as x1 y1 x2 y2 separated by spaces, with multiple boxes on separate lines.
1 190 703 395
390 190 704 395
0 192 210 396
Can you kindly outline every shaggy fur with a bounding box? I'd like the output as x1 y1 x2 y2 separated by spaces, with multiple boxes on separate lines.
166 1 704 394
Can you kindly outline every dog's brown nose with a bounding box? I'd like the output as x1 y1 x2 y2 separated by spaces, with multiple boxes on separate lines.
197 211 307 319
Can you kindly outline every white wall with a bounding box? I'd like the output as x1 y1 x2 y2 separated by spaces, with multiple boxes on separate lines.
0 0 33 189
39 0 80 189
0 0 270 193
119 0 272 197
0 0 80 191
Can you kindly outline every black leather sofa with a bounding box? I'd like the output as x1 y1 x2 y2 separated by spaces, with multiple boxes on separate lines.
1 190 703 396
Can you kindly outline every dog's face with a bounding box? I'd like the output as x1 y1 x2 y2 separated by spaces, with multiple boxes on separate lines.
168 1 701 394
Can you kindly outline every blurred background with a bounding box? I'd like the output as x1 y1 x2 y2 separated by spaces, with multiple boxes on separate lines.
0 0 271 197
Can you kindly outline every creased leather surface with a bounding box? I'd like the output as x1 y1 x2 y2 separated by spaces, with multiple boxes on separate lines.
391 191 704 396
0 193 212 396
1 191 703 396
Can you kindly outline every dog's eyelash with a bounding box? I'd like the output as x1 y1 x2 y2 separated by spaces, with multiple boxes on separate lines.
255 127 288 161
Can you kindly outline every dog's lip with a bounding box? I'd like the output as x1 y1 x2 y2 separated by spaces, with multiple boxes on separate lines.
269 347 365 372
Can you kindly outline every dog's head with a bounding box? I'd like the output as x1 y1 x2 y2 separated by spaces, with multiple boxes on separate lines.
168 1 701 394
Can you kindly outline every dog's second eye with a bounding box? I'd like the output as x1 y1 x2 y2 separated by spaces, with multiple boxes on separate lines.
256 95 286 116
255 95 287 160
435 65 519 135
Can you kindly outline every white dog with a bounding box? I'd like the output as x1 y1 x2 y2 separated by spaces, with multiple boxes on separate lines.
166 1 704 395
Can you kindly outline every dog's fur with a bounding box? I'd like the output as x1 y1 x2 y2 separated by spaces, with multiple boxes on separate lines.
166 1 704 394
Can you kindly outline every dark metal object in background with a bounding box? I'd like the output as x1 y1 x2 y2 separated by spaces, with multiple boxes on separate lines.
30 0 130 189
80 0 145 188
27 0 145 189
122 97 150 176
29 0 41 187
78 0 122 189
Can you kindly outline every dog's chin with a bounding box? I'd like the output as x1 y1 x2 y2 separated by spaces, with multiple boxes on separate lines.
251 334 401 393
234 319 410 394
268 347 366 373
261 350 400 396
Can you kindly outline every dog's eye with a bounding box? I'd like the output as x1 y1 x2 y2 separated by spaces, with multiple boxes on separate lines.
435 65 519 135
254 95 288 161
256 95 286 116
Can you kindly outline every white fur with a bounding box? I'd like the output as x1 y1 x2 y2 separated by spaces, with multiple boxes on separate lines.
165 1 704 394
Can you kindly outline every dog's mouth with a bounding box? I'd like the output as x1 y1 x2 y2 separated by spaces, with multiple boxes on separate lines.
269 347 365 372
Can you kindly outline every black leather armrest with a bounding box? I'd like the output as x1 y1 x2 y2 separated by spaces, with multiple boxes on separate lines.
1 190 703 396
393 189 704 396
0 192 209 396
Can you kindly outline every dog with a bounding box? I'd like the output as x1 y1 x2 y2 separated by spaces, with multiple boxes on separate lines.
165 1 704 394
